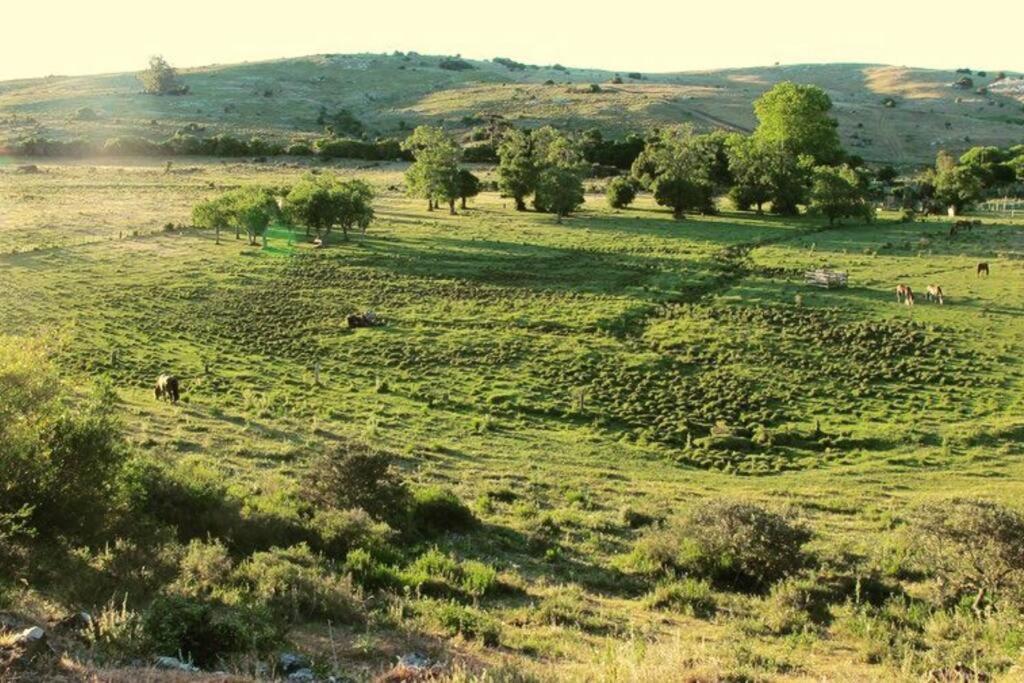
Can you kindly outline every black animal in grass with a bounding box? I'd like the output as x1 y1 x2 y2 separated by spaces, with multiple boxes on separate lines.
154 374 180 403
949 219 981 237
977 262 990 277
347 310 382 329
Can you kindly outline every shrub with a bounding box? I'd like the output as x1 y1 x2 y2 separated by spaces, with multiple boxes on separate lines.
606 176 637 208
311 508 393 560
427 601 500 645
910 499 1024 611
0 338 127 540
143 595 278 668
633 500 811 591
410 486 477 535
343 547 401 591
303 442 410 525
645 578 716 618
460 560 499 600
760 576 822 634
439 58 475 71
172 539 234 598
233 544 362 624
285 142 313 156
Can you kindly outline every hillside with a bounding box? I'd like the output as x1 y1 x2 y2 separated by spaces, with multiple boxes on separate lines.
2 52 1023 165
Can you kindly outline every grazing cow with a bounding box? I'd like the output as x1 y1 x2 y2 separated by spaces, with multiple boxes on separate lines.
926 284 944 304
977 262 990 277
154 374 180 403
346 310 380 328
896 284 915 306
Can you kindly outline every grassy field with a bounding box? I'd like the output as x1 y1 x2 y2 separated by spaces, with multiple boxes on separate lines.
2 158 1024 681
2 54 1024 164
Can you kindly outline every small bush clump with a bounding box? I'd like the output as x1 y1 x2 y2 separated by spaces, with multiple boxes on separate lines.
645 578 717 618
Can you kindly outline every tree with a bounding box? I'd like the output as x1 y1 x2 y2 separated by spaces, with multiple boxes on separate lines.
808 165 870 225
752 82 842 165
229 187 280 246
496 129 539 211
193 188 279 246
283 175 375 241
606 176 637 209
139 55 188 95
530 129 586 221
456 169 481 209
535 164 584 223
912 499 1024 613
192 194 233 244
958 146 1016 188
402 126 461 214
933 151 983 216
631 125 719 219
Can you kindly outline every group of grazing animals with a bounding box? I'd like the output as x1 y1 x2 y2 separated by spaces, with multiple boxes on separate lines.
896 283 945 306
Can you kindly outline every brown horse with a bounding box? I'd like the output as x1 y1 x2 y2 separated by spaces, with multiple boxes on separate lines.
155 374 180 403
977 262 990 277
896 284 915 306
926 284 944 304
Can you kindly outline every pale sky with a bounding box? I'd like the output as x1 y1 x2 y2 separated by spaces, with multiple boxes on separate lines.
2 0 1022 81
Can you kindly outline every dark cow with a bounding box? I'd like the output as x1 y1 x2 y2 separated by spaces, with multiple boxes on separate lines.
155 374 180 403
347 311 380 328
977 262 990 277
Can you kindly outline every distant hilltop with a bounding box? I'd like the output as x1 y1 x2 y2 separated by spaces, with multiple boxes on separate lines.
1 52 1022 165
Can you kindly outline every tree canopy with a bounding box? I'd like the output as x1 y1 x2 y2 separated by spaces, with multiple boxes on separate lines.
752 82 841 165
139 55 188 95
402 126 462 214
283 175 375 240
631 125 719 219
193 187 279 245
808 165 870 225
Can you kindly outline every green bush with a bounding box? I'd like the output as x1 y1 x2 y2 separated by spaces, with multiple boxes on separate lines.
410 486 477 535
233 544 362 624
606 176 637 208
0 338 127 541
645 578 716 618
760 576 823 634
303 442 410 525
172 539 234 598
143 595 278 669
911 499 1024 610
633 500 811 591
311 507 393 560
427 601 501 645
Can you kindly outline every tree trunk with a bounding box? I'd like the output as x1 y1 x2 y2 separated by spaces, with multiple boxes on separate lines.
449 198 456 215
235 226 240 240
756 202 764 215
215 226 220 244
673 208 685 220
515 197 526 211
972 587 986 617
341 225 349 241
556 213 563 224
461 196 467 209
427 200 433 211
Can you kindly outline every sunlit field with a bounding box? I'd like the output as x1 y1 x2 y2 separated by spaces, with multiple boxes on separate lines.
2 157 1023 681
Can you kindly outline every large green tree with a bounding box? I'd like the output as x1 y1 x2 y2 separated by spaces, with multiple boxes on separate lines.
808 165 870 225
752 82 842 165
402 126 462 214
283 175 375 240
457 169 481 209
192 187 279 246
496 129 539 211
531 129 586 221
631 125 719 219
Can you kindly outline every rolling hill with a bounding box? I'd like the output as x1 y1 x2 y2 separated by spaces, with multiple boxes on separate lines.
1 52 1023 166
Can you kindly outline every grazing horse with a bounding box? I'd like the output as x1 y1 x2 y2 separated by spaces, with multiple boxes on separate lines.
977 262 990 277
154 374 180 403
926 284 944 304
896 284 915 306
